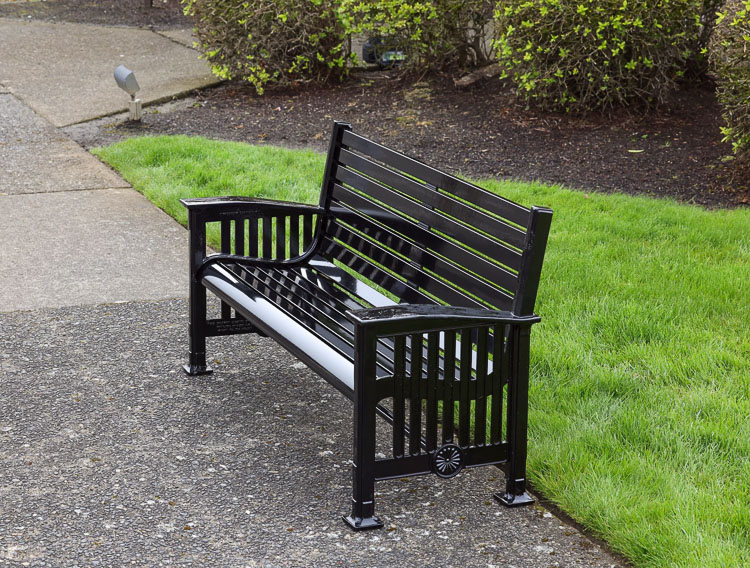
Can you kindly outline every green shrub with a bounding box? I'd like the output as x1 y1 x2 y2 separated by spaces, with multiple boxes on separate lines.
340 0 496 71
182 0 353 94
712 1 750 160
493 0 707 112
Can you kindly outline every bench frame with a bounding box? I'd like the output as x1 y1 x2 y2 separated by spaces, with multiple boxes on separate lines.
182 122 552 530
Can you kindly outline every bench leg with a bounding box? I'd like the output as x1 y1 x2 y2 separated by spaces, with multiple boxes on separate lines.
343 327 384 530
495 326 534 507
183 281 213 376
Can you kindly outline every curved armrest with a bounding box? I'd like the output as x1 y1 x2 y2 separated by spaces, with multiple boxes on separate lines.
346 304 540 335
181 196 322 222
183 197 325 281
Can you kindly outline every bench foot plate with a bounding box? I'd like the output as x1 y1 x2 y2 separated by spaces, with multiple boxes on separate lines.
342 515 384 531
494 491 535 508
183 363 213 376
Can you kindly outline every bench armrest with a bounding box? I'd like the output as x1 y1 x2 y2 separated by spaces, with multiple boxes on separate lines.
346 304 540 336
182 196 325 280
181 196 322 222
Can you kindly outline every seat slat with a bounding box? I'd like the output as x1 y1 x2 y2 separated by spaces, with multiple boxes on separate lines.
229 265 356 357
338 148 527 250
223 262 468 380
341 129 531 228
234 265 401 377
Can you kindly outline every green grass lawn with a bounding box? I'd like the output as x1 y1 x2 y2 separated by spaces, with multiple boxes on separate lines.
94 135 750 568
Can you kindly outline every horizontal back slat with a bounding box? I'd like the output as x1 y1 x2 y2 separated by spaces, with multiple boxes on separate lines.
328 194 519 298
326 219 488 309
327 206 515 309
341 129 531 228
338 148 527 249
333 167 523 272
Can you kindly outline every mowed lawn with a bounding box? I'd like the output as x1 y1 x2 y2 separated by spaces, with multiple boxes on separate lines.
95 136 750 568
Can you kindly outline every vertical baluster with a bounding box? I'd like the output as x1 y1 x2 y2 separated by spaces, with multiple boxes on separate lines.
426 332 439 452
409 333 423 456
234 218 245 256
289 214 300 257
303 213 314 251
220 220 232 319
458 329 472 447
262 216 273 259
474 327 489 446
249 217 259 257
392 335 406 458
490 326 505 444
276 215 286 260
442 330 456 444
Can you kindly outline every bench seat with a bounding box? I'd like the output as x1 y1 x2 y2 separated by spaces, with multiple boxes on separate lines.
202 256 396 395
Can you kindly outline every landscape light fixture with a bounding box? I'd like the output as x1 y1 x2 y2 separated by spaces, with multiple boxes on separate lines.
114 65 143 121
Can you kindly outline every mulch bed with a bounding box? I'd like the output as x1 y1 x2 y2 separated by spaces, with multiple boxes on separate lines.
84 75 749 208
5 0 747 208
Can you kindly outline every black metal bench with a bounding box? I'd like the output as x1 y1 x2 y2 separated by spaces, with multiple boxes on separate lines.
181 122 553 530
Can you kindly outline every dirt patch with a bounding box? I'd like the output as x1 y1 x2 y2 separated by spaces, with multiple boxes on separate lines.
69 72 748 208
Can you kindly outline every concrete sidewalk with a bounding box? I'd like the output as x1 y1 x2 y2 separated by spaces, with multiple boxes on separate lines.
0 18 219 126
0 300 622 568
0 15 625 568
0 91 186 312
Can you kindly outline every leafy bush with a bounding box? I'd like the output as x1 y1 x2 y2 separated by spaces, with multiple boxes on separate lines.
712 1 750 160
493 0 707 112
340 0 496 71
182 0 352 94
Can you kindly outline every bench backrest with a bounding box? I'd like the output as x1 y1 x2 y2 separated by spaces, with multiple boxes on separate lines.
318 122 553 317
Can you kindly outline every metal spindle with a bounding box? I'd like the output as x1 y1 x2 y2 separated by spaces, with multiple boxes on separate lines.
276 216 286 260
234 218 245 256
249 217 259 257
289 215 300 257
474 327 489 446
392 335 406 458
262 216 272 259
442 331 456 444
458 329 471 447
220 220 232 319
490 326 504 444
426 331 439 451
409 333 422 455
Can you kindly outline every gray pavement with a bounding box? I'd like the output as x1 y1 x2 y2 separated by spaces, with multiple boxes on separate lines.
0 92 127 193
0 300 622 567
0 88 185 311
0 18 219 126
0 14 626 568
0 188 186 312
156 28 199 49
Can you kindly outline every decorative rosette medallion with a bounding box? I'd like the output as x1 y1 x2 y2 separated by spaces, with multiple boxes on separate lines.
432 444 464 478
